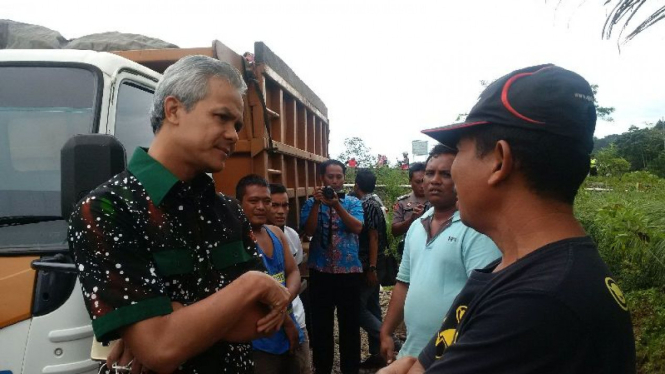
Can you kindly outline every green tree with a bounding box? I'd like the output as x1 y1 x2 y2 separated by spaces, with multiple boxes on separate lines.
337 137 374 168
615 125 664 170
593 134 620 153
648 151 665 178
655 119 665 150
596 144 631 176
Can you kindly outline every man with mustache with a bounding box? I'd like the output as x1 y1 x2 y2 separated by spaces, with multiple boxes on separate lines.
68 55 290 374
379 145 500 364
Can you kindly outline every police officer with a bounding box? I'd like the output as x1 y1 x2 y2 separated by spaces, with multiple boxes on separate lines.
391 162 428 255
590 155 598 176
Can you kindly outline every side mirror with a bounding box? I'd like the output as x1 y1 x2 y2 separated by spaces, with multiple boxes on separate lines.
61 135 126 219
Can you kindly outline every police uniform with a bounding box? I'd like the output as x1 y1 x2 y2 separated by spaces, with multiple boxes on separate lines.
392 192 428 255
392 192 429 229
590 158 598 176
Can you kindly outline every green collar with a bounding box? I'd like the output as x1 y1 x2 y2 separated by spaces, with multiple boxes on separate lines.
127 148 180 206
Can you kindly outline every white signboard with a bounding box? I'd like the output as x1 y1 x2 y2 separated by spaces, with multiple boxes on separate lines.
412 140 428 156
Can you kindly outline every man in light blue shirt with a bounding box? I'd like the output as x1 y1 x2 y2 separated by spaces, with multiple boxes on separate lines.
379 144 500 362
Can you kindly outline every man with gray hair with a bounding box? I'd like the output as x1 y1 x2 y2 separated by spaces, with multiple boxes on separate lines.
68 55 290 374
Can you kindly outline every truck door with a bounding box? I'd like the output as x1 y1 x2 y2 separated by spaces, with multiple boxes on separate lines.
106 73 156 153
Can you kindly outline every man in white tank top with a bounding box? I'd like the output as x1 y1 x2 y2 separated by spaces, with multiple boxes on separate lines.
269 183 312 374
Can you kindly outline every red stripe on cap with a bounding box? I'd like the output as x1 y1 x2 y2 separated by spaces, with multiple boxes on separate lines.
501 67 553 124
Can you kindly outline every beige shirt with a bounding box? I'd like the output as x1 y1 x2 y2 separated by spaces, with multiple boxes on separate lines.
392 192 428 228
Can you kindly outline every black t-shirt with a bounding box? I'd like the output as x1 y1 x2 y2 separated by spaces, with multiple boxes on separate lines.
419 237 636 374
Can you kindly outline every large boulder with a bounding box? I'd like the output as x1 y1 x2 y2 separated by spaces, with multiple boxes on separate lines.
0 19 67 49
0 20 178 51
65 32 177 51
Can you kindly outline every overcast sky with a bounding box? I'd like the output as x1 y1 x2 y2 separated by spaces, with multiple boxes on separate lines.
3 0 664 162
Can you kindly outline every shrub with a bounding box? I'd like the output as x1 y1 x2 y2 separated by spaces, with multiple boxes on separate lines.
345 166 410 257
576 180 665 290
602 157 631 177
627 288 665 374
597 144 631 177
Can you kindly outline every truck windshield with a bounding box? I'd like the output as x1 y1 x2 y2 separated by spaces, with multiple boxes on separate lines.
0 66 99 249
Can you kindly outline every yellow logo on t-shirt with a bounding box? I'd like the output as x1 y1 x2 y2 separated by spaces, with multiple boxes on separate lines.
456 305 467 323
434 305 467 358
272 271 285 284
435 329 458 357
605 277 628 311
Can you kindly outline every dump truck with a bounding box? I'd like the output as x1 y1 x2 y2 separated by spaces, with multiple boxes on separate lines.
0 40 329 374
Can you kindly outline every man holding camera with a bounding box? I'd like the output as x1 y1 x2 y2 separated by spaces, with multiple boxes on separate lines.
301 159 364 374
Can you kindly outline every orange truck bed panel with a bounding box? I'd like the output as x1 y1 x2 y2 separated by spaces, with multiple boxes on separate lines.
0 256 37 328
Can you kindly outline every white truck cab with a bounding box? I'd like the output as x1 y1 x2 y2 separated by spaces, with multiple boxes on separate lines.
0 50 160 374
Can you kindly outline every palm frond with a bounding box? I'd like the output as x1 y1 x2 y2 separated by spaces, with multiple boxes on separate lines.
624 5 665 40
601 0 665 42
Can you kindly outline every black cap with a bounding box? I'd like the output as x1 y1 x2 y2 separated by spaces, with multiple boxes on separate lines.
422 64 597 154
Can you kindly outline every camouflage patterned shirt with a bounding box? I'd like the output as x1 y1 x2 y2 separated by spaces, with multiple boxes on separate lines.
68 147 264 374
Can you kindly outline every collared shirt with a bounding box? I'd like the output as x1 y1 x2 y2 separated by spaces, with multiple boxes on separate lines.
396 209 500 358
68 148 264 374
300 196 364 274
392 192 428 234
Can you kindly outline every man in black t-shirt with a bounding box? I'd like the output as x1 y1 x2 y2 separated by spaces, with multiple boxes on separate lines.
379 65 635 374
354 169 390 369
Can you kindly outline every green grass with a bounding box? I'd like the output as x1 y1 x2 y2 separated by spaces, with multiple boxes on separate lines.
627 288 665 374
576 174 665 291
577 173 665 373
346 167 410 257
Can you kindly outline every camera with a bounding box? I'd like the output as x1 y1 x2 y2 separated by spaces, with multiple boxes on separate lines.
322 186 336 200
321 186 345 201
